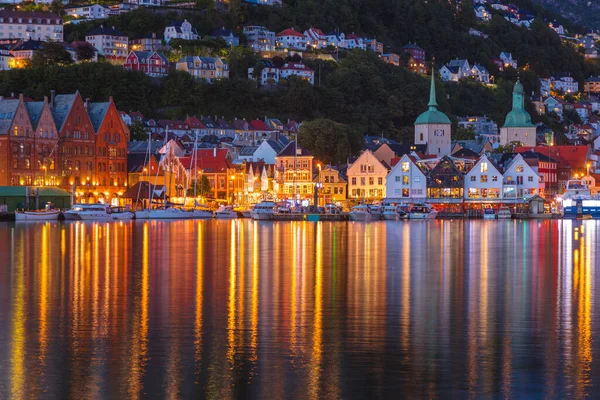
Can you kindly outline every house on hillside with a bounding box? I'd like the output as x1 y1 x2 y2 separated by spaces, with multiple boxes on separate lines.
176 56 229 82
164 20 198 43
123 50 169 77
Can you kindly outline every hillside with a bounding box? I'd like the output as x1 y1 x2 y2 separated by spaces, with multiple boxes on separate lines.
2 0 599 144
533 0 600 30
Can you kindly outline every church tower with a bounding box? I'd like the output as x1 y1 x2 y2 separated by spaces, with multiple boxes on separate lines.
414 66 452 156
499 80 536 146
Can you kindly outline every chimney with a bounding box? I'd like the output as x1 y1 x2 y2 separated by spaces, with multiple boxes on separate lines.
109 95 113 103
213 147 216 157
43 95 48 104
11 92 14 98
19 93 23 101
84 98 90 109
152 32 156 39
0 96 3 101
50 90 56 108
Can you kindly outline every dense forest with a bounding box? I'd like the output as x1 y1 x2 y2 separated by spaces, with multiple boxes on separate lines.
1 0 598 143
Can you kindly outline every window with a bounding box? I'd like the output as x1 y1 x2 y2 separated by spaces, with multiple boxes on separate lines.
378 177 383 185
361 177 366 186
480 162 488 172
351 177 356 185
395 176 401 182
414 176 420 182
470 176 476 182
402 188 409 197
401 162 409 172
480 175 488 183
492 176 498 182
402 176 409 185
517 176 523 185
516 164 524 173
528 176 534 182
369 177 374 185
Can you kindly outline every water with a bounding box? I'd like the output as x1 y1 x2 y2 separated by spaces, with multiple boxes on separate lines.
0 219 598 399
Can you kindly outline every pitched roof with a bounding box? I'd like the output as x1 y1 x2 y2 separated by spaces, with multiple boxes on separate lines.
87 102 110 133
0 99 19 135
400 43 424 51
24 101 45 130
277 28 306 37
0 10 61 21
250 119 270 131
265 140 284 153
281 63 313 72
240 146 258 156
12 39 44 51
50 93 78 131
211 27 237 37
191 148 233 172
277 141 312 157
128 140 164 154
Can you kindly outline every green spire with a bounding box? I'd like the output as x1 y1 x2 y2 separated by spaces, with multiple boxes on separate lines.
503 80 534 128
427 65 438 109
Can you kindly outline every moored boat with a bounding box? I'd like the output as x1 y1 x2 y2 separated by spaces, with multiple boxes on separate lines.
77 205 134 221
497 206 512 219
349 204 373 222
215 205 238 219
382 205 399 220
146 207 195 220
408 203 437 219
483 207 496 220
15 210 61 221
251 201 276 220
64 204 99 220
191 205 213 219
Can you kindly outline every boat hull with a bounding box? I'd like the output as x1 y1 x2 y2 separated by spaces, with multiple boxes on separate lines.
408 212 437 220
191 210 213 219
349 212 373 222
483 214 497 220
215 212 237 219
78 212 134 221
251 212 274 220
15 210 61 221
382 212 398 220
147 210 195 220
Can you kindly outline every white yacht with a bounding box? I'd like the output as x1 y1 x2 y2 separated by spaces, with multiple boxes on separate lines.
324 203 341 214
408 203 437 220
251 201 276 220
64 204 99 220
497 206 512 219
382 204 400 220
215 206 238 219
76 205 134 221
349 204 373 222
368 204 382 220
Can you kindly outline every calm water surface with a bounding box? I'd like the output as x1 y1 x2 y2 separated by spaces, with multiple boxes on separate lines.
0 219 598 398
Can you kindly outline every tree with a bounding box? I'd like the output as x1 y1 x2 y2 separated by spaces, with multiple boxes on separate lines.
31 42 73 68
74 42 96 62
454 127 475 140
188 176 212 197
298 118 362 164
129 120 148 141
252 61 265 83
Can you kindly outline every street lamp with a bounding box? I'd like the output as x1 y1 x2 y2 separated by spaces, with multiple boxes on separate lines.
313 182 323 208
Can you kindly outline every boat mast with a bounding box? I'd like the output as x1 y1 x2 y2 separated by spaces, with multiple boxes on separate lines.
193 129 198 204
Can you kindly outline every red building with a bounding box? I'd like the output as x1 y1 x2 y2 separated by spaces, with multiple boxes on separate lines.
400 43 426 63
50 91 98 201
25 97 60 186
123 50 169 77
88 97 130 205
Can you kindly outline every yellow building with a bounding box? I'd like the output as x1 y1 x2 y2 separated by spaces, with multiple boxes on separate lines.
176 56 230 82
346 150 388 202
315 165 347 206
274 141 314 201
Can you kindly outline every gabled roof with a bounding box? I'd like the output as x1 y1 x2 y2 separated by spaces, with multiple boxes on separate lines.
216 118 233 129
12 39 44 51
128 152 159 173
240 146 258 156
24 101 45 130
190 148 233 172
277 28 306 37
185 116 205 129
250 119 270 131
281 63 313 72
211 27 237 37
87 102 110 133
277 141 312 157
128 140 164 154
265 140 284 153
0 99 19 135
50 93 78 132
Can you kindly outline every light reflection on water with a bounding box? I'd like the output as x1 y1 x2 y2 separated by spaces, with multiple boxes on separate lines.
0 219 598 398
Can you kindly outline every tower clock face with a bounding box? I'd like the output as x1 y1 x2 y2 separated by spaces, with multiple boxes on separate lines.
435 129 444 137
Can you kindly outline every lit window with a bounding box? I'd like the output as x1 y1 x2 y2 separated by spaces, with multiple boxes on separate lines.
516 165 524 173
480 162 488 172
401 162 409 172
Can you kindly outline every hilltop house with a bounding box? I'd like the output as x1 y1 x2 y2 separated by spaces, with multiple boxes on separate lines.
164 20 198 43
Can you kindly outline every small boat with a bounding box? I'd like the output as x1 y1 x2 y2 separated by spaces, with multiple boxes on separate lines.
349 204 373 222
251 201 276 220
497 206 512 219
15 209 61 221
240 204 255 218
215 205 238 219
368 204 382 220
77 205 134 221
382 205 399 220
483 207 496 220
408 203 437 219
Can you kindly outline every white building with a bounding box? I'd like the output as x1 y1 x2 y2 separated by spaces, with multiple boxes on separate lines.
471 64 490 83
276 28 307 50
279 63 314 85
474 5 490 21
243 25 276 52
65 4 109 20
248 59 280 85
551 74 579 94
502 154 542 198
304 27 327 49
341 33 365 50
85 25 128 61
499 52 517 69
347 150 388 201
464 155 503 200
0 11 63 41
164 20 198 43
0 47 13 70
127 0 164 6
385 154 427 201
440 59 471 81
